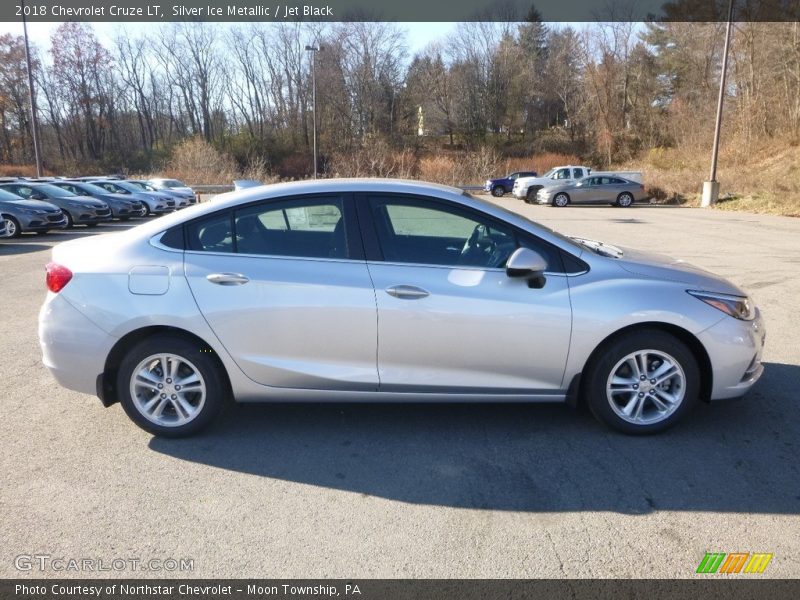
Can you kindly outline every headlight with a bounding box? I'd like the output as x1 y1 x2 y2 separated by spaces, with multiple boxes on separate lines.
688 290 756 321
21 208 45 215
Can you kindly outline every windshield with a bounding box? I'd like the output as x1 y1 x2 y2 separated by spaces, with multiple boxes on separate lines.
0 189 23 201
127 181 147 190
76 182 113 196
541 169 555 178
35 183 75 197
160 180 185 188
570 237 624 258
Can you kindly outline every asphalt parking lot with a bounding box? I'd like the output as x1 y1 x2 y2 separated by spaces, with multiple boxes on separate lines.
1 202 799 579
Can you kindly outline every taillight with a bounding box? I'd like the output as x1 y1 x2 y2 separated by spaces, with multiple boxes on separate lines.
45 262 72 293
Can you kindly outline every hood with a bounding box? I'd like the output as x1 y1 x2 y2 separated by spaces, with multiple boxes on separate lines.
99 193 136 203
616 246 745 296
0 198 60 211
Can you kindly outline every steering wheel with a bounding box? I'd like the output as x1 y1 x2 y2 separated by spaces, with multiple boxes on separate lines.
459 224 497 266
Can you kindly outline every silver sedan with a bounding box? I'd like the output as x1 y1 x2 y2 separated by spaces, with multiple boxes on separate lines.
39 180 764 437
538 176 649 207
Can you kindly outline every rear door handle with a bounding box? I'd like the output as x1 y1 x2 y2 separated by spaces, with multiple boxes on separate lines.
385 285 430 299
206 272 250 286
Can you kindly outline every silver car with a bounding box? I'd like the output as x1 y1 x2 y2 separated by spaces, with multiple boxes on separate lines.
0 188 67 237
538 175 649 207
147 178 196 204
38 180 764 437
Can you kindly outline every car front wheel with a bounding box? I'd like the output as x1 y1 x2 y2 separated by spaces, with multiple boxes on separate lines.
583 329 699 434
553 193 570 207
117 335 228 437
5 217 21 238
491 186 505 197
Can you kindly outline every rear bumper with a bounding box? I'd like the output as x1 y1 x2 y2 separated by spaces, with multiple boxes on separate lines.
699 308 766 400
39 294 116 396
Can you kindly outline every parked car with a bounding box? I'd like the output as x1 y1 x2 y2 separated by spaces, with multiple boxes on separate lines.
512 166 594 202
53 181 146 220
0 188 67 237
537 176 649 207
39 179 764 437
126 180 192 208
86 180 175 215
0 182 111 228
147 178 196 204
484 171 538 197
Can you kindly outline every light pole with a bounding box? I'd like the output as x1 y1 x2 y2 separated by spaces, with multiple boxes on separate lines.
305 45 319 179
21 0 43 177
701 0 735 207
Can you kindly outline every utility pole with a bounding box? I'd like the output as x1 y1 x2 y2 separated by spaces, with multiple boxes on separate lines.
21 0 43 177
701 0 735 207
305 45 319 179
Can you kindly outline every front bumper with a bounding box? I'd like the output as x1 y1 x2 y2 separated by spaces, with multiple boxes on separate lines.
21 213 67 231
698 308 766 400
75 208 113 223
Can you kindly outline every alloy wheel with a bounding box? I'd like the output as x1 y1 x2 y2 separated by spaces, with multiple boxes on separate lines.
606 349 686 425
130 353 207 427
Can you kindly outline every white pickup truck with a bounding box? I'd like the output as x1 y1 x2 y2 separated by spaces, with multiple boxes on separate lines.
512 166 642 202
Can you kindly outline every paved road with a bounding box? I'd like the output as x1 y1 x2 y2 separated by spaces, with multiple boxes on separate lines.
1 203 799 579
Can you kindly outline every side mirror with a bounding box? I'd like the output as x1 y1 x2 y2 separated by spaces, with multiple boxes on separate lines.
506 247 547 288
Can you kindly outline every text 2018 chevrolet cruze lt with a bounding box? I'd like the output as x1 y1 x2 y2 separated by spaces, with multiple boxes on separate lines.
38 180 765 437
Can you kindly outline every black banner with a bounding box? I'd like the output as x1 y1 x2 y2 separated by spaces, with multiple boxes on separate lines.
3 0 800 23
5 580 800 600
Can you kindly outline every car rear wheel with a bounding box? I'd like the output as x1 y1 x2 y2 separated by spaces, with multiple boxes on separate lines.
491 186 505 197
553 193 570 207
617 192 634 207
117 335 228 437
583 329 699 434
5 217 21 238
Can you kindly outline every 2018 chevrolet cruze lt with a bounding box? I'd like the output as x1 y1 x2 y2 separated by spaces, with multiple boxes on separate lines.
38 180 765 437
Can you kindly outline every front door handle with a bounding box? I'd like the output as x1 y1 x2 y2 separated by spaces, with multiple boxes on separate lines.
386 285 430 299
207 272 250 286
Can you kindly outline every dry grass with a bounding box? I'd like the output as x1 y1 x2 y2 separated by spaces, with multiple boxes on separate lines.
133 137 276 186
619 140 800 217
0 164 55 177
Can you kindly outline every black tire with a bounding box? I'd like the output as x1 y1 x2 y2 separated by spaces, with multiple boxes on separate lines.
4 216 20 238
117 335 229 437
64 211 74 228
525 188 536 203
583 329 700 435
491 186 505 197
617 192 634 207
143 204 152 217
552 193 570 207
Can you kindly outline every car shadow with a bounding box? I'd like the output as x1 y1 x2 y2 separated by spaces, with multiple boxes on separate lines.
0 242 52 255
149 363 800 514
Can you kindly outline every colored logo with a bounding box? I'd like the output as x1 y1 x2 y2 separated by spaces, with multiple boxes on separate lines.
696 552 773 574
